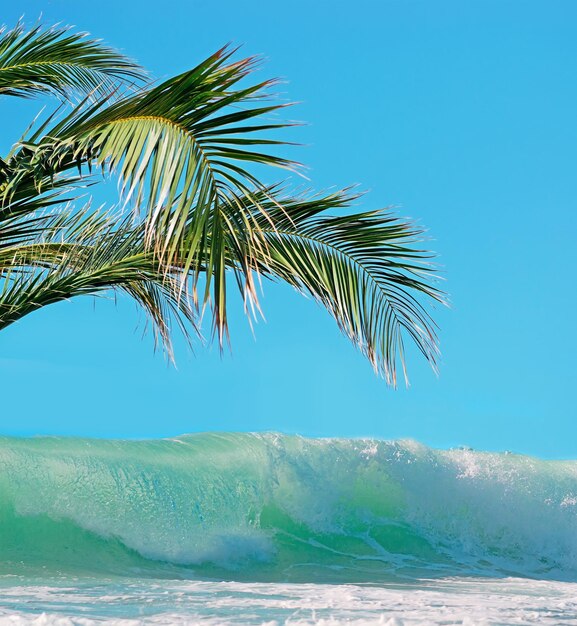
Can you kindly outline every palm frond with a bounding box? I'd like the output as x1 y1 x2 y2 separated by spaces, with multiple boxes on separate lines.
0 208 198 358
14 46 300 340
0 157 91 256
0 37 446 383
0 21 144 99
230 187 446 385
0 171 86 225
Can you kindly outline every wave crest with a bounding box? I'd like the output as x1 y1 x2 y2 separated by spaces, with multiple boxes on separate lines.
1 433 576 581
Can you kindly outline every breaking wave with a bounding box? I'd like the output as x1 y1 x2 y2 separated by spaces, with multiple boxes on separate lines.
1 433 576 582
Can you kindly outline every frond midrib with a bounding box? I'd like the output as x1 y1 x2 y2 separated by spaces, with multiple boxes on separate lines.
103 115 188 133
0 59 120 72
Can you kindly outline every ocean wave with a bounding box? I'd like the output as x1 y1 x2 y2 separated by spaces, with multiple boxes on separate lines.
0 433 576 582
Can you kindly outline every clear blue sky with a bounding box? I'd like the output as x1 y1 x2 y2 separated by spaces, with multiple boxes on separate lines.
2 0 576 458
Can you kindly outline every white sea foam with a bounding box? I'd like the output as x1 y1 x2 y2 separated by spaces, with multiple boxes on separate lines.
1 577 577 625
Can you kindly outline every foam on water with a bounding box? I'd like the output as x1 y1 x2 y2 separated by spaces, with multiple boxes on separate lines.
0 432 576 582
1 577 577 625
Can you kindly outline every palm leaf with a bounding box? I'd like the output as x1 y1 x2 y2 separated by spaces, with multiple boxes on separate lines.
228 187 446 385
0 37 446 383
0 208 198 358
14 46 300 340
0 21 144 99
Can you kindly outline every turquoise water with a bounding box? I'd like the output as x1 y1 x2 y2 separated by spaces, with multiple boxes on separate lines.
1 433 577 624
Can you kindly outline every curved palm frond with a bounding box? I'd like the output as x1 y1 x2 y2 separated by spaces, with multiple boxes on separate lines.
0 28 446 384
0 169 87 225
13 46 299 340
0 22 144 99
223 187 445 385
0 208 198 358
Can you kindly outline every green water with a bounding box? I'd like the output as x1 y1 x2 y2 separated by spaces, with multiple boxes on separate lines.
0 432 576 582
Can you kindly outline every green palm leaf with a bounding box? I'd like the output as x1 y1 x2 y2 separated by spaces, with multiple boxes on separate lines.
0 209 197 358
15 46 299 340
0 27 446 384
0 22 144 99
228 187 445 385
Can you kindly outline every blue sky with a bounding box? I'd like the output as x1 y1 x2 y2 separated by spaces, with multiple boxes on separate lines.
1 1 576 458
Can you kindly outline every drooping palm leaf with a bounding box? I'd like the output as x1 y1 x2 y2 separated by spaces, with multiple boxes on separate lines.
0 25 446 384
223 187 445 385
0 22 144 99
12 46 299 341
0 208 198 358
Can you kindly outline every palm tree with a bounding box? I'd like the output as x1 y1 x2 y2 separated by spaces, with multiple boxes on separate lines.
0 22 445 386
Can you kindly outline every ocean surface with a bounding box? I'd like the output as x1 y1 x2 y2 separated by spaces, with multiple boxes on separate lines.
1 432 577 625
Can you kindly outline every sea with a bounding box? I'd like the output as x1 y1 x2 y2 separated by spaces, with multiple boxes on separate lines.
0 432 576 625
